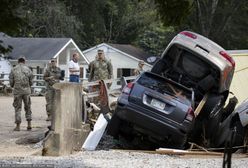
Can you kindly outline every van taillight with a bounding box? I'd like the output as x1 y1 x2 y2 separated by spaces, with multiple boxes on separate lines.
180 31 197 39
122 82 134 95
219 51 235 67
186 107 195 121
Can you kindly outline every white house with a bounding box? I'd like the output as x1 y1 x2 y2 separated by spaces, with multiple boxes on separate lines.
83 43 153 80
0 57 11 85
0 37 89 81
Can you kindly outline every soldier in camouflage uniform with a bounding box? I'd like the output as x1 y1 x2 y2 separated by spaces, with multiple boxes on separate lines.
44 59 61 121
9 56 33 131
43 58 61 121
87 50 112 122
133 60 145 76
89 49 113 82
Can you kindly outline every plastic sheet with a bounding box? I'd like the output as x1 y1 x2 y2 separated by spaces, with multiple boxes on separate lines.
82 114 108 150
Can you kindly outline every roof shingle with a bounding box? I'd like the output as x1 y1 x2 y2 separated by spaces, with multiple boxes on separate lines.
107 43 152 63
0 37 71 60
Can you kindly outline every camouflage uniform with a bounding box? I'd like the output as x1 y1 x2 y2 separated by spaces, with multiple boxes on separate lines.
88 58 113 105
89 59 113 81
133 60 145 76
133 66 144 76
9 63 33 124
43 65 61 119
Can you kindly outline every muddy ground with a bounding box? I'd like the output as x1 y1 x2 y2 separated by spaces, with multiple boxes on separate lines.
0 96 49 156
0 96 248 168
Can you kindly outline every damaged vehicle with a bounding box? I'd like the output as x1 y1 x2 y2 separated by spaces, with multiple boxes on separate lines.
108 72 195 149
205 95 247 150
107 31 240 149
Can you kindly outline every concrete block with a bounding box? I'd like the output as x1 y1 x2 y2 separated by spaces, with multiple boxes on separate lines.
43 83 90 156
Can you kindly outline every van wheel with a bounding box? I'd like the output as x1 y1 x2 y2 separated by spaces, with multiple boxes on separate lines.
167 136 188 149
106 114 121 138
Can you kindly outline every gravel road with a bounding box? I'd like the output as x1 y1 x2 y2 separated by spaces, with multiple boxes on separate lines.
0 96 247 168
0 150 248 168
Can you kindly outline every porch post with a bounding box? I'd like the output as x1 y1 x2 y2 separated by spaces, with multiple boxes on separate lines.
66 49 70 81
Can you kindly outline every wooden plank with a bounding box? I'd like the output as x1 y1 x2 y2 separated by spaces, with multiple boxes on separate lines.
112 148 223 156
156 148 223 156
194 93 209 117
111 149 159 154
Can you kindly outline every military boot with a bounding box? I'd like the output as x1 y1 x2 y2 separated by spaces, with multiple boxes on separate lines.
27 121 32 131
13 123 20 131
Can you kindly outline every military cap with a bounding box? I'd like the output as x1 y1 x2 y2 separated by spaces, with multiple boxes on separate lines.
97 49 104 54
139 60 145 65
50 58 56 62
18 56 26 62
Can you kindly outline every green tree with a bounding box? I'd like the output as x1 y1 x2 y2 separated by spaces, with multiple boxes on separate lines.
154 0 248 49
224 2 248 49
17 0 82 44
63 0 158 48
154 0 193 26
135 24 175 56
186 0 248 49
0 0 24 54
62 0 105 47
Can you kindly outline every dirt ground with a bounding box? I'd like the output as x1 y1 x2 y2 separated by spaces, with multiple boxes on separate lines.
0 96 248 168
0 96 49 156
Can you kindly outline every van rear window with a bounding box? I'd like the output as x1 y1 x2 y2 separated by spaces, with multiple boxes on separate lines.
180 51 209 79
137 72 192 100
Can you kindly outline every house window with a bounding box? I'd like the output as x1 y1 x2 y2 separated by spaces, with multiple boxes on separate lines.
117 68 134 77
36 66 44 86
85 67 90 79
36 66 43 80
117 68 135 85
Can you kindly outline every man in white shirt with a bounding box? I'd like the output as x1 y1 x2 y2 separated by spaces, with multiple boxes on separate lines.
69 53 80 82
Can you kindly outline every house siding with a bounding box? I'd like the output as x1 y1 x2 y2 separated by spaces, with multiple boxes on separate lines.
229 53 248 104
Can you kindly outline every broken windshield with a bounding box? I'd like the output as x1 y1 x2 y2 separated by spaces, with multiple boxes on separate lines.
137 72 192 101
